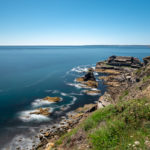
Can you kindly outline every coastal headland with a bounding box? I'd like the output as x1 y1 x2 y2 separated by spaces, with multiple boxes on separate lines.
15 55 150 150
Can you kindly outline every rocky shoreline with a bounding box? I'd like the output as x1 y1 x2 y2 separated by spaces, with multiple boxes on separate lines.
32 55 148 150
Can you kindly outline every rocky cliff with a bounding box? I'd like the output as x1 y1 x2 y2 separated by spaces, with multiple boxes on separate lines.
36 56 150 150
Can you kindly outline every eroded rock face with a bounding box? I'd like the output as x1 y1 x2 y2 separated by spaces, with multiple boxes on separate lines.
107 55 142 68
30 108 50 116
43 97 61 102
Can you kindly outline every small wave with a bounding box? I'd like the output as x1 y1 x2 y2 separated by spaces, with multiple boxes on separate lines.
68 96 77 106
67 83 83 89
94 72 99 75
32 97 63 107
31 99 54 107
52 90 59 94
18 109 52 122
85 92 100 96
45 90 52 93
45 90 59 94
91 88 100 91
60 92 69 96
70 92 83 96
71 66 89 73
67 64 96 75
59 96 77 111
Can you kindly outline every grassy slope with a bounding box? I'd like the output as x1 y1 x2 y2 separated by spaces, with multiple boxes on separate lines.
55 97 150 150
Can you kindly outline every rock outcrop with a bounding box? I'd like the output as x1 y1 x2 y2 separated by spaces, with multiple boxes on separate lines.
76 68 96 82
76 68 98 88
30 108 50 116
96 55 142 69
43 97 61 102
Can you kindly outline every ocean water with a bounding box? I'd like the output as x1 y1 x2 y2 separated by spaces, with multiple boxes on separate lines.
0 45 150 149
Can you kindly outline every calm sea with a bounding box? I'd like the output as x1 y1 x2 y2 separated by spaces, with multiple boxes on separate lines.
0 45 150 149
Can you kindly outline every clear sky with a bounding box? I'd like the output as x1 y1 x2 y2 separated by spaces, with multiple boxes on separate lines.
0 0 150 45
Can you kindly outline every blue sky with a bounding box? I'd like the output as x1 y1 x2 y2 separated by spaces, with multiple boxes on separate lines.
0 0 150 45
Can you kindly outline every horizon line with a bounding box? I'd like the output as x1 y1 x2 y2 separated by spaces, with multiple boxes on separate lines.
0 44 150 47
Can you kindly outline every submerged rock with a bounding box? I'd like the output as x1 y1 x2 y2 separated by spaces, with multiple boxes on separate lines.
30 108 50 116
43 96 61 102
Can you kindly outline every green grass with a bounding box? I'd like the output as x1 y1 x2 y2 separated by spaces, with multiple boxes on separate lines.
55 98 150 150
88 98 150 150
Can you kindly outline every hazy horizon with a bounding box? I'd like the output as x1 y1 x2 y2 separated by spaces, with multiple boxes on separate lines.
0 44 150 46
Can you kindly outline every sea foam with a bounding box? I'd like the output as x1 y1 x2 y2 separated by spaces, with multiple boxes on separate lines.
31 99 54 107
18 108 52 122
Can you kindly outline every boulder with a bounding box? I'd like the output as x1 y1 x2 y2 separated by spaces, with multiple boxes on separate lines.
30 108 50 116
43 96 61 102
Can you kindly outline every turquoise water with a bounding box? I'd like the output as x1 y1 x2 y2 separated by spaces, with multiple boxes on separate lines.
0 45 150 148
